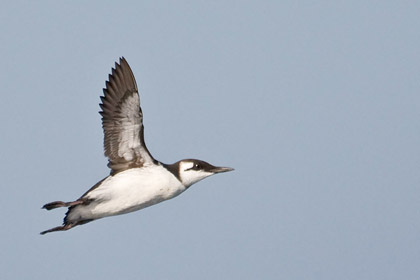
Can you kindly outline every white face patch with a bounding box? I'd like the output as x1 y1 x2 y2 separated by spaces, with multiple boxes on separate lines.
181 161 195 172
178 161 214 187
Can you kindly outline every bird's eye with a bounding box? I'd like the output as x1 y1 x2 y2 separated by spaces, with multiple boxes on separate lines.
194 163 201 170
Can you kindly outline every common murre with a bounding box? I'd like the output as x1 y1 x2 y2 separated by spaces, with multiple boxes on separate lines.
40 57 233 234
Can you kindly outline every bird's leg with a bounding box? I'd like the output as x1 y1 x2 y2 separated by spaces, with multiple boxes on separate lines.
40 223 75 235
40 219 93 235
42 200 84 210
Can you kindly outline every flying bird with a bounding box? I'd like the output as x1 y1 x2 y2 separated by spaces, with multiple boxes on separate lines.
41 58 233 234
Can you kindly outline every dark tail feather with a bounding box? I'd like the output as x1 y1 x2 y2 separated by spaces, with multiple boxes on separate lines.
42 200 83 210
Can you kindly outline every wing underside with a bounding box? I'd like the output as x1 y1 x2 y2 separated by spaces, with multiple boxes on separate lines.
100 57 155 174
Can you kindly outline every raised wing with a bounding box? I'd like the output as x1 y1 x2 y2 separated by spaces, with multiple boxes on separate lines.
100 57 155 174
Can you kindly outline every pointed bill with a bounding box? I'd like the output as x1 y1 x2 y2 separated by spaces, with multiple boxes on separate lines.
210 166 234 173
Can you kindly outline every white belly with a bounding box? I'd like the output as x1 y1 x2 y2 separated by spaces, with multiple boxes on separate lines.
66 165 186 222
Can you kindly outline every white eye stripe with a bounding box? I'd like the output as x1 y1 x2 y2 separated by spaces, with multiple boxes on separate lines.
182 161 195 172
183 161 203 171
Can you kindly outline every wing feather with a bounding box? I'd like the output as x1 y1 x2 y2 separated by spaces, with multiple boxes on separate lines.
100 57 155 174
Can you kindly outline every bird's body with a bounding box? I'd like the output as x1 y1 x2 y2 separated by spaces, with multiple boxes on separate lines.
41 58 233 234
67 165 185 222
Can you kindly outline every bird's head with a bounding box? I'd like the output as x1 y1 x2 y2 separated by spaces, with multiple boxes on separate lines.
177 159 234 187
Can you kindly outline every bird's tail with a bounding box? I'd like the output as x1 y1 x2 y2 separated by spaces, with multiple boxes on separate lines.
41 199 91 235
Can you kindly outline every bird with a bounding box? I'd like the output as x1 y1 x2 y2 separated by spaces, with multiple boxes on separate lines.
40 57 233 235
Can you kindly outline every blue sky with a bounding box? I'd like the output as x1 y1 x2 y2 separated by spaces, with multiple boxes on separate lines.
1 1 419 279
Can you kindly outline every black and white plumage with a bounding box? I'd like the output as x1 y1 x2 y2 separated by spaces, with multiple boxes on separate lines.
41 58 233 234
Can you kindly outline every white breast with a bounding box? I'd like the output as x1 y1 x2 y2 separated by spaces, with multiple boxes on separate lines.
66 165 185 222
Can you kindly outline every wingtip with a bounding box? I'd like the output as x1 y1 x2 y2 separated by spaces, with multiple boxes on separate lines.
113 57 129 72
118 57 126 66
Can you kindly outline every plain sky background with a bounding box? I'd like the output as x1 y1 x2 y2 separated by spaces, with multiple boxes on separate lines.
1 1 419 279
